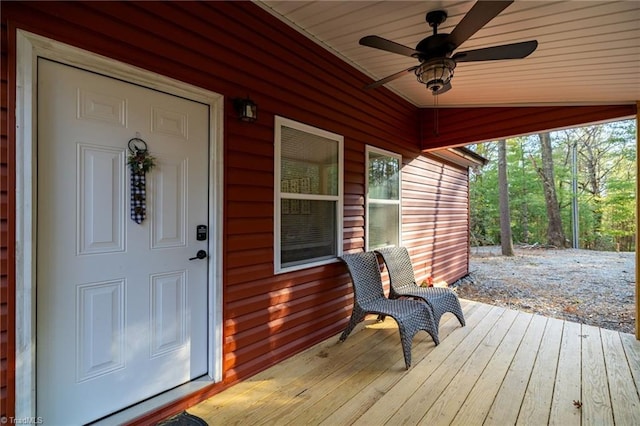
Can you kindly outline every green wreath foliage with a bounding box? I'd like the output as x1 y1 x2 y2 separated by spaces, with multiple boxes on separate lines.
128 150 156 173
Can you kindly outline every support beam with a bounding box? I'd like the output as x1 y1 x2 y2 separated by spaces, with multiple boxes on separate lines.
636 101 639 340
420 105 637 150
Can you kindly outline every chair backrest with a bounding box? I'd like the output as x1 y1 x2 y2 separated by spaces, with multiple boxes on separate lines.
375 247 418 294
340 252 386 306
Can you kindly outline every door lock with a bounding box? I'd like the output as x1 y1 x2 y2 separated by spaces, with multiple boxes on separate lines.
196 225 207 241
189 250 207 261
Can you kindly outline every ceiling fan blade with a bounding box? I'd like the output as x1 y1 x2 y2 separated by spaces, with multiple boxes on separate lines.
433 82 452 95
452 40 538 62
448 0 514 49
364 66 419 89
359 35 420 57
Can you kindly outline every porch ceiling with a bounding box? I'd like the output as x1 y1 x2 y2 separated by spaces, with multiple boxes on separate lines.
258 1 640 108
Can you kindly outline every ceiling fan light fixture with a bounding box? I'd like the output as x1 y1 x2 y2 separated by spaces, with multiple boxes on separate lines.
415 58 456 93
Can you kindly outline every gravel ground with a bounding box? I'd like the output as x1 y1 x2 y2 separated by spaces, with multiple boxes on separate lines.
452 246 636 334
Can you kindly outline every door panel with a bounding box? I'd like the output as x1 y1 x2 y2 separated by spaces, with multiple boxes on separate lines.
77 279 126 381
36 59 210 424
77 144 126 254
150 271 187 356
151 157 187 248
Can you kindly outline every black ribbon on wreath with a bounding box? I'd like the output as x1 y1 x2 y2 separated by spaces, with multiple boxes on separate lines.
128 137 156 224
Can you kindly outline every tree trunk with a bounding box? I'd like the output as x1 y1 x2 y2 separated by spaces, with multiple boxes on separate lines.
578 127 605 238
519 140 529 243
498 140 514 256
537 132 566 247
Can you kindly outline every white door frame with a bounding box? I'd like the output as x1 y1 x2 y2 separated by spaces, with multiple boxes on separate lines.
14 30 224 418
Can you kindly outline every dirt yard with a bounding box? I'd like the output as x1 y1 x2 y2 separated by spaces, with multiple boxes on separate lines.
453 246 636 334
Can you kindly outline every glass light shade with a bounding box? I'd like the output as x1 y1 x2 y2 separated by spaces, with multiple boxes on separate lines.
233 97 257 122
415 58 456 92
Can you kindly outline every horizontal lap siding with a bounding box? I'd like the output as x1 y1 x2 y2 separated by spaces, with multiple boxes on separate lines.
1 1 423 418
420 105 637 149
1 21 12 420
207 0 418 384
356 139 472 289
1 2 634 420
402 156 470 285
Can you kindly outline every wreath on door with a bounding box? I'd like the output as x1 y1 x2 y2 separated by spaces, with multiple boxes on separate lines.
128 137 156 224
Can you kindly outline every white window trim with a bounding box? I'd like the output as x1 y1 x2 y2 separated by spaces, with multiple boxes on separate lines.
274 116 344 274
365 145 402 251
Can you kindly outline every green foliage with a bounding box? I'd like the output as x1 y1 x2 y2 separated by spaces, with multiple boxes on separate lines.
469 144 499 245
468 119 636 251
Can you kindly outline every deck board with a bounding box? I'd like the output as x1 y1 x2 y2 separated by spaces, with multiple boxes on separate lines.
355 303 499 425
484 314 548 425
318 301 482 426
549 320 582 426
621 332 640 391
601 328 640 425
450 311 533 425
517 317 563 425
189 300 640 425
582 325 614 425
418 308 520 425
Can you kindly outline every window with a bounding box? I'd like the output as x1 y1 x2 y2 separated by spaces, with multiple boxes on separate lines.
366 146 401 250
275 117 343 273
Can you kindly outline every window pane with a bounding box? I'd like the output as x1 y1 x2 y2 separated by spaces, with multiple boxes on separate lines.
281 200 337 267
281 126 339 196
368 152 400 200
369 203 399 249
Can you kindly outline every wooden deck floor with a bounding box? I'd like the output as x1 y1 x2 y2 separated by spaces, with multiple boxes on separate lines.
190 300 640 425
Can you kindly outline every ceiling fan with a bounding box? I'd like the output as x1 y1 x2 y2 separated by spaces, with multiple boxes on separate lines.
360 0 538 95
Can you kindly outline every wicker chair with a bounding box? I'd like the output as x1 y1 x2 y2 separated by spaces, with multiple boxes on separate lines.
339 251 439 369
375 247 466 329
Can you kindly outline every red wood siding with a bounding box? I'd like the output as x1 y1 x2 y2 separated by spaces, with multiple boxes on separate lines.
1 20 15 420
1 1 635 423
402 156 470 285
420 105 637 150
0 1 424 422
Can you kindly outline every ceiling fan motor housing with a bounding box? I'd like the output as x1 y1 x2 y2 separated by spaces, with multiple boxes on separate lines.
415 34 455 60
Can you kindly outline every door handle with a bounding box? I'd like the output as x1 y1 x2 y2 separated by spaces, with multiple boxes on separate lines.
189 250 207 261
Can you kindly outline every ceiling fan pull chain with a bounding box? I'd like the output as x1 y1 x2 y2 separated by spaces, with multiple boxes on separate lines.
433 93 439 136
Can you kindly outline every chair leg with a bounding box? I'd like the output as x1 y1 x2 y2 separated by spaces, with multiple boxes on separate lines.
339 306 366 342
429 293 466 329
415 305 440 345
443 292 465 327
396 322 414 370
395 310 439 370
454 309 466 327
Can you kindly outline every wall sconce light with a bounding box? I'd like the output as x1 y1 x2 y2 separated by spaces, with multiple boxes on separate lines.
233 97 257 122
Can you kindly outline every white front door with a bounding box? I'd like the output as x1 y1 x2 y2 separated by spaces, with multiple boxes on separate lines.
36 59 210 425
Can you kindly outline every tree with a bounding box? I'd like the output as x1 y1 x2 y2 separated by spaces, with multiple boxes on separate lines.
498 140 514 255
533 132 566 247
517 138 530 243
468 120 635 251
572 122 635 249
469 143 499 245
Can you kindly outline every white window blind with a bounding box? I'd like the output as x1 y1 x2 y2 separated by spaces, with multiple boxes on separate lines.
275 117 343 273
